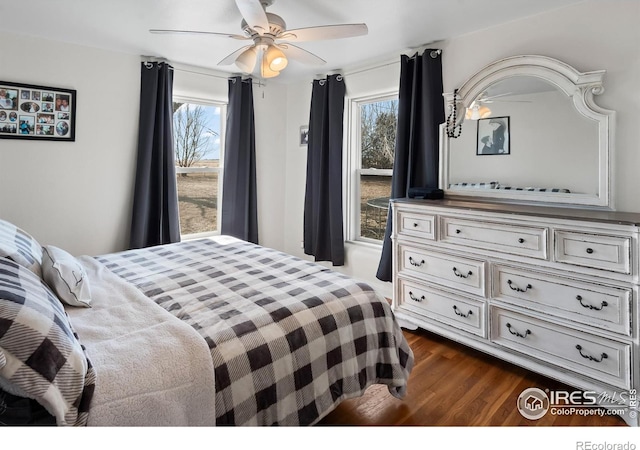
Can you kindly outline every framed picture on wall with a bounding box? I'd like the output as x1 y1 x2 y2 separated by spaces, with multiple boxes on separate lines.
476 116 509 155
300 125 309 147
0 80 76 141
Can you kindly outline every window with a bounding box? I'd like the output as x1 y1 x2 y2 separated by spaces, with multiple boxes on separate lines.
173 98 226 238
347 93 399 243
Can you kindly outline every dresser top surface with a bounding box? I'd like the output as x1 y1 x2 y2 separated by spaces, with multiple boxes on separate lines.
392 198 640 226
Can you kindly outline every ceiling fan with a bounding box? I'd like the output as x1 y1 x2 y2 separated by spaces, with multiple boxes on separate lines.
466 92 531 120
150 0 368 78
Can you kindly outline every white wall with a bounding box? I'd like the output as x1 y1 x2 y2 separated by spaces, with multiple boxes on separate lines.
254 82 287 251
0 31 140 256
281 0 640 296
172 64 228 101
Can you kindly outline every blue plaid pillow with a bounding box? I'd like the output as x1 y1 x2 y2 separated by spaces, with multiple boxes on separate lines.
0 258 95 426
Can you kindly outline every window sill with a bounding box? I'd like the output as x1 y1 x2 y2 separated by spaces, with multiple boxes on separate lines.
345 239 383 250
180 230 220 241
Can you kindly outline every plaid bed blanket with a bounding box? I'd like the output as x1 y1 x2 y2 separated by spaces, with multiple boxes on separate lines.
97 236 413 426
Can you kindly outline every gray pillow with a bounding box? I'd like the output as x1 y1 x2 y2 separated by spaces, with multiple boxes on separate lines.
0 219 43 277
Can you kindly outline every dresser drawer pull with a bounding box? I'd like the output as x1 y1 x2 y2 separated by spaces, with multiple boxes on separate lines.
506 323 531 339
452 267 472 278
507 280 532 293
576 295 608 311
586 248 594 254
575 344 608 363
409 291 425 303
413 222 419 227
518 238 525 244
455 229 461 234
409 256 425 267
452 305 472 318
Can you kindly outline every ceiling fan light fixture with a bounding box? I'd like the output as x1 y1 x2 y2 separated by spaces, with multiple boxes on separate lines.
260 53 280 78
235 47 257 73
266 45 288 71
465 104 492 120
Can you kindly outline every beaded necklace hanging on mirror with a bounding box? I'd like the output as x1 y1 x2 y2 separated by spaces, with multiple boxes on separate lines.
445 89 462 138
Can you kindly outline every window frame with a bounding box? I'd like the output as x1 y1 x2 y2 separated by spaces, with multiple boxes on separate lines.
172 95 226 239
345 91 398 245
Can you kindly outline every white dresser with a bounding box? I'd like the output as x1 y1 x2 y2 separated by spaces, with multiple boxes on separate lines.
391 198 639 425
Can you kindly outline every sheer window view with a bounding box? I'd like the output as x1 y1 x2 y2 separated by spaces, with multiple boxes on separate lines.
173 101 224 236
359 98 398 241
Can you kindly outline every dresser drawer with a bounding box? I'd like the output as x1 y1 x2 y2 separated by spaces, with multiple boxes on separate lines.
440 216 548 259
492 265 632 336
491 307 631 389
397 211 435 240
554 231 631 274
399 245 486 297
398 279 485 337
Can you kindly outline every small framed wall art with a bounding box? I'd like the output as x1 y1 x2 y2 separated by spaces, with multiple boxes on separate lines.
476 116 509 155
300 125 309 147
0 80 76 141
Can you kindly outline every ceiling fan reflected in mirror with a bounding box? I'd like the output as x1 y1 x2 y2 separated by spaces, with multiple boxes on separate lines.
465 92 532 120
150 0 368 78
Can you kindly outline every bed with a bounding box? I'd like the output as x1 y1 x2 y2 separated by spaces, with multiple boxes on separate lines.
0 219 413 426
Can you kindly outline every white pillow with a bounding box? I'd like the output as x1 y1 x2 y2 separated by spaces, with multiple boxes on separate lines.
41 245 92 308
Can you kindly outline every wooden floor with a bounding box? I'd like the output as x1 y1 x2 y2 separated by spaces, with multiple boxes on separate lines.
319 327 627 426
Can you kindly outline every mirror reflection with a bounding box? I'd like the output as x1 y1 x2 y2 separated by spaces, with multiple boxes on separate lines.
448 76 599 196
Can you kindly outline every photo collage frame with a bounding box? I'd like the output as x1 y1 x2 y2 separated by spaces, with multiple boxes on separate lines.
0 81 76 141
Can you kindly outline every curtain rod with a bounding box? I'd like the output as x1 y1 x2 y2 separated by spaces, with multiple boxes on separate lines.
341 49 442 78
141 58 262 84
173 66 229 80
146 47 442 83
173 66 266 86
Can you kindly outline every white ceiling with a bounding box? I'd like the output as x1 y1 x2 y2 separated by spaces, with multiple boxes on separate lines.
2 0 585 83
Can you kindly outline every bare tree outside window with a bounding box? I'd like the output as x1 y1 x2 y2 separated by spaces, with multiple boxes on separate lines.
172 101 224 237
361 100 397 170
358 98 398 241
173 102 218 169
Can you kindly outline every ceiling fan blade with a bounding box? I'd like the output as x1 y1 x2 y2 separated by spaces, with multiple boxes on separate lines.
218 45 254 65
277 43 326 66
149 29 249 40
234 0 269 35
480 92 515 101
485 99 532 103
276 24 368 42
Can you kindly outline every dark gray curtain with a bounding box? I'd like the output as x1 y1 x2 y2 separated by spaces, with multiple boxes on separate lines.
221 76 258 244
129 61 180 249
376 50 445 281
304 74 346 266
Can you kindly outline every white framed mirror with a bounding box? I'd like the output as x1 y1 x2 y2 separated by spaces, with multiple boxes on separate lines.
440 55 615 209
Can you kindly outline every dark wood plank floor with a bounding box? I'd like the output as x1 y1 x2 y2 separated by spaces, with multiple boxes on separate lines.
319 327 627 426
